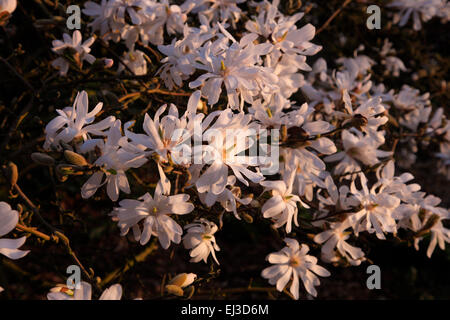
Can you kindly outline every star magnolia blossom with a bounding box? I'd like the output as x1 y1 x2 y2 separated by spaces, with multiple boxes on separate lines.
110 165 194 249
189 29 276 109
80 119 148 201
0 202 29 260
192 108 264 195
260 170 310 233
314 219 365 266
44 91 115 151
347 174 400 239
125 91 201 164
183 218 221 264
51 30 96 76
324 129 391 178
261 238 330 299
47 282 122 300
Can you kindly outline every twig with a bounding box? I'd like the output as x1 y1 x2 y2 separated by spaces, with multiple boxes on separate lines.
16 224 54 242
99 240 158 288
316 0 352 35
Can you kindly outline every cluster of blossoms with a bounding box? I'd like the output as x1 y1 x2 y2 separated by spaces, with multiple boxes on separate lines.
1 0 448 300
388 0 450 30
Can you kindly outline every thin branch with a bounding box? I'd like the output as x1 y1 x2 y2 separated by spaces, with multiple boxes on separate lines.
316 0 352 35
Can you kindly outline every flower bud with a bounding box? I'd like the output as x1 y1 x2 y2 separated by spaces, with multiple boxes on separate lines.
165 284 184 296
64 150 88 166
31 152 55 166
6 161 18 186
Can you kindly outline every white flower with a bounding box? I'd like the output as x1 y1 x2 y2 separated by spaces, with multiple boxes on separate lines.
0 0 16 13
47 282 122 300
347 173 400 239
51 30 96 76
125 91 201 165
0 202 29 260
183 218 220 264
157 26 214 90
198 175 252 220
314 219 365 266
82 0 115 37
44 91 115 151
314 175 350 220
388 0 444 30
189 0 245 27
111 165 194 249
260 171 310 233
80 119 148 201
261 238 330 299
396 194 450 258
189 28 276 109
337 90 388 143
192 108 264 195
324 129 391 178
118 50 148 75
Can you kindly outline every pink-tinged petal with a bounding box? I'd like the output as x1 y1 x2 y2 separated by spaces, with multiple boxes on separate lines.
99 284 122 300
81 171 104 199
74 282 92 300
267 252 289 264
276 267 292 292
0 202 19 237
0 237 29 259
262 195 285 218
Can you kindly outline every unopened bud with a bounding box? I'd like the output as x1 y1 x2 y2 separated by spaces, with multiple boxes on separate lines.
64 150 88 166
242 213 253 223
165 284 184 296
7 162 18 186
31 152 55 166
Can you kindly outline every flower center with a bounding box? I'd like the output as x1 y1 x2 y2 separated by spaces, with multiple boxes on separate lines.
289 256 301 267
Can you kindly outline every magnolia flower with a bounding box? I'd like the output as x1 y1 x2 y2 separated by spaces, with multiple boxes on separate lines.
82 0 115 37
396 194 450 258
314 219 365 266
282 103 337 173
125 91 201 165
324 129 391 178
314 175 350 220
248 97 290 129
347 174 400 239
337 90 388 143
189 29 276 109
44 91 115 151
47 282 122 300
80 120 148 201
183 218 220 264
198 176 252 220
246 0 321 61
110 165 194 249
165 273 197 296
157 25 215 90
388 0 444 30
187 0 245 27
193 109 264 195
0 202 29 260
261 238 330 299
118 50 148 75
260 171 310 233
0 0 16 13
51 30 96 76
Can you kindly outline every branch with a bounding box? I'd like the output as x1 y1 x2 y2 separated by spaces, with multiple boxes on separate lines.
316 0 352 35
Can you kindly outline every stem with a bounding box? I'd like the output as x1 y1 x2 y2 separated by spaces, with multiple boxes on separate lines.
316 0 352 35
